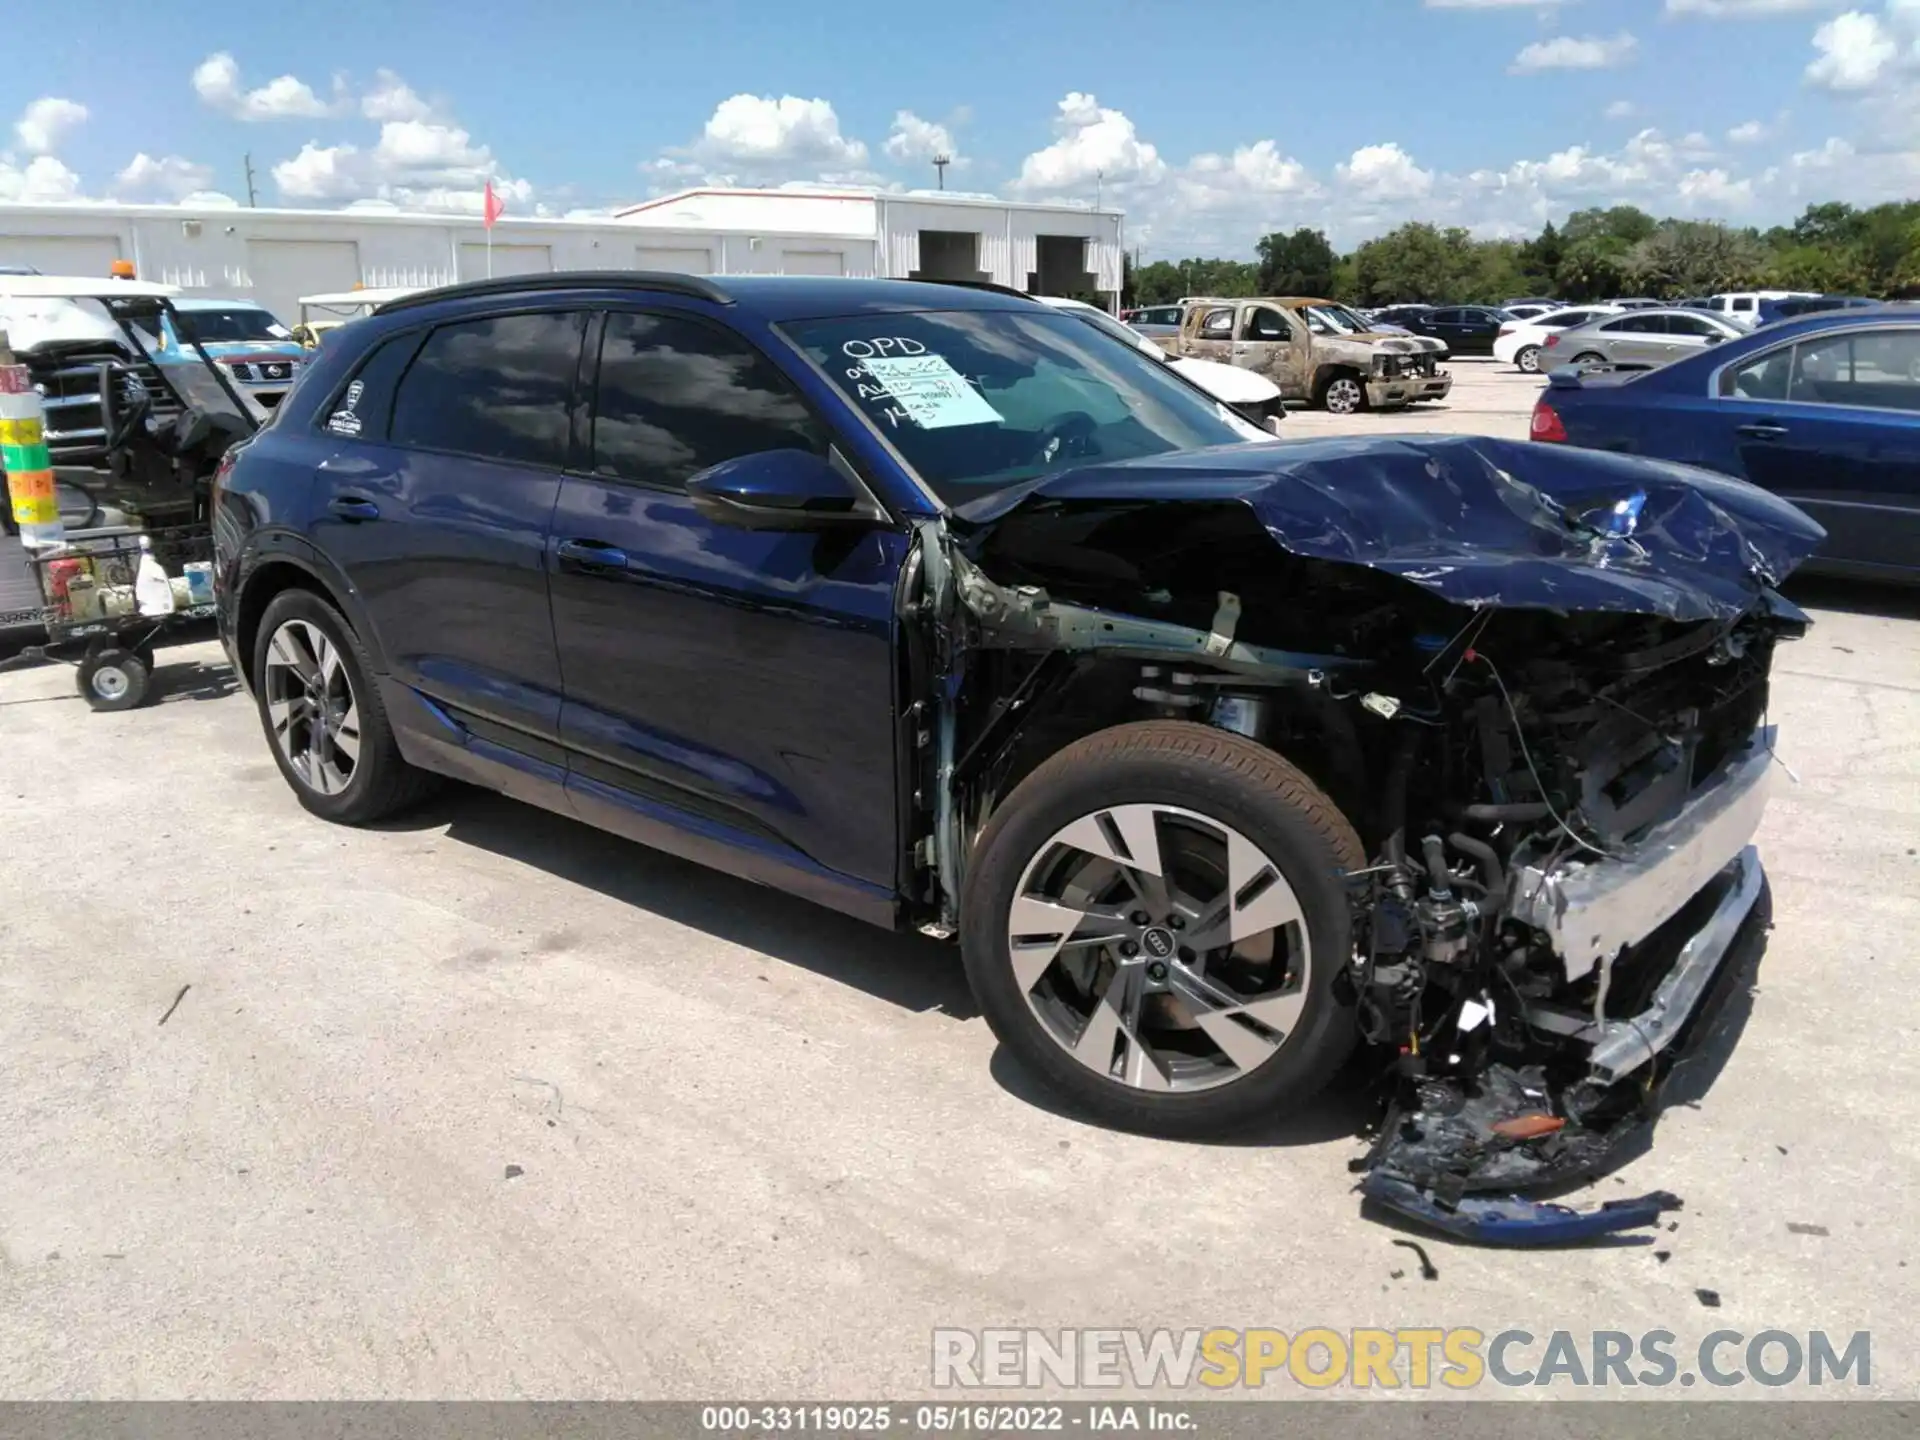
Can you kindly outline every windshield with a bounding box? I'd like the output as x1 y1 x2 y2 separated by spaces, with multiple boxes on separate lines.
175 307 292 343
1310 305 1376 335
1065 305 1154 353
782 308 1255 503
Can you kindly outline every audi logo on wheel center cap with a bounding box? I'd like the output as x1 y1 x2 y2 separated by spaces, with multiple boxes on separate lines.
1140 927 1177 960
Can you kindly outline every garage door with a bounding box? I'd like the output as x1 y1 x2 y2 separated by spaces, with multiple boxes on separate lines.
457 242 552 281
634 245 714 275
246 240 361 326
782 250 845 277
0 234 124 278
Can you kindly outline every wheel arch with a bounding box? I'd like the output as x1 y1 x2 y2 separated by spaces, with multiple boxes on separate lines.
234 546 387 690
1311 362 1364 402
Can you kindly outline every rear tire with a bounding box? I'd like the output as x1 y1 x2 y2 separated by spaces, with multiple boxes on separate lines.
1516 345 1543 375
960 721 1366 1138
1573 351 1606 366
252 588 439 825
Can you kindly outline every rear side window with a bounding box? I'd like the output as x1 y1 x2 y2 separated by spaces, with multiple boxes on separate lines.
321 329 424 440
591 311 823 489
1199 308 1235 339
1732 297 1756 313
389 310 586 468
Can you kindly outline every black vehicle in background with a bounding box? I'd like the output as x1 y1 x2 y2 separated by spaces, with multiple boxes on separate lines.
1394 305 1515 356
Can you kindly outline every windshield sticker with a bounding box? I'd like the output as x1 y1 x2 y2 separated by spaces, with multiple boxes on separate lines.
858 353 1003 430
267 322 294 339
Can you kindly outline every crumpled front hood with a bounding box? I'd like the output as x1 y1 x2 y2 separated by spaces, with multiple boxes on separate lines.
955 434 1826 622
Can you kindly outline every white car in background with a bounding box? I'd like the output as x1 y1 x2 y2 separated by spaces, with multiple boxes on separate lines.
1493 304 1625 375
1040 296 1286 430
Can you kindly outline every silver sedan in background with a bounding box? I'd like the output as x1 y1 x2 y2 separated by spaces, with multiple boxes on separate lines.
1542 307 1744 371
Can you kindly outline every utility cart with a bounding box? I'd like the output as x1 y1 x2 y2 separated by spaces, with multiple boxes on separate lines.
4 523 216 709
1 274 261 703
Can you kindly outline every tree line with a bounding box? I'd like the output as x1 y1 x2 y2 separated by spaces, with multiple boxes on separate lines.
1124 201 1920 309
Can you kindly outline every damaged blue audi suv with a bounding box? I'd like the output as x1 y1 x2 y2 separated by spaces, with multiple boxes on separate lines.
212 272 1821 1217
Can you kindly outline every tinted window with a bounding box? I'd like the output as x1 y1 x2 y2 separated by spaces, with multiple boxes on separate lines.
1605 315 1662 333
1787 330 1920 411
389 310 584 467
321 328 424 440
1427 309 1462 324
592 311 823 488
1666 313 1725 338
1732 297 1755 312
1546 311 1592 328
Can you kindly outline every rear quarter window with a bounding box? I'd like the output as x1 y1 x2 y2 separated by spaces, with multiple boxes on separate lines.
317 328 426 442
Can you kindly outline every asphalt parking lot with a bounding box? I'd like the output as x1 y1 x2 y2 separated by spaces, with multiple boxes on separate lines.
3 356 1918 1400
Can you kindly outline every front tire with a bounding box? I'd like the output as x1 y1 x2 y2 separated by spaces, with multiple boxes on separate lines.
960 721 1366 1137
1515 345 1543 375
252 588 438 824
77 648 150 711
1318 373 1367 415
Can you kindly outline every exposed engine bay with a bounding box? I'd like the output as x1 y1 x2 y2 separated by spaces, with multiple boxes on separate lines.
901 434 1818 1243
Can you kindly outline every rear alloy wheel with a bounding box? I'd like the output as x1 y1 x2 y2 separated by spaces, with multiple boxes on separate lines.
961 721 1364 1137
1320 375 1366 415
1573 351 1607 366
252 589 438 824
1515 345 1543 375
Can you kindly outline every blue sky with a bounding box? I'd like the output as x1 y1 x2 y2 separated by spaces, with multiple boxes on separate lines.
3 0 1917 256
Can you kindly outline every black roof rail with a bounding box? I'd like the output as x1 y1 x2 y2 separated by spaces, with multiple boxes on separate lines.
374 270 734 315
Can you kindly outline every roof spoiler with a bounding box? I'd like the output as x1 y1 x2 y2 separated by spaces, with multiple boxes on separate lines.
1545 367 1586 389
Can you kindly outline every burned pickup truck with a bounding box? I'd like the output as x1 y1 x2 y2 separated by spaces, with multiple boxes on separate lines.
1163 295 1452 413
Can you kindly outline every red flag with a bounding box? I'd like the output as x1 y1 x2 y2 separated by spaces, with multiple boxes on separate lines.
483 179 505 228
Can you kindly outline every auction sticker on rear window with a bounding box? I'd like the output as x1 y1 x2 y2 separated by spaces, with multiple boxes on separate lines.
857 353 1002 430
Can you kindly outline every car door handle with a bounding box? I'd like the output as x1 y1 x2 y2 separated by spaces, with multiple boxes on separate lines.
556 538 630 571
1737 423 1789 440
328 495 381 522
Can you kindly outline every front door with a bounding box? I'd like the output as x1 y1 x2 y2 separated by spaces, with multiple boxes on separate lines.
307 308 584 759
546 307 905 909
1233 304 1307 398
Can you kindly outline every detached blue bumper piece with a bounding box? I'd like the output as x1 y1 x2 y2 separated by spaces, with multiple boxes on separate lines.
1362 1175 1682 1247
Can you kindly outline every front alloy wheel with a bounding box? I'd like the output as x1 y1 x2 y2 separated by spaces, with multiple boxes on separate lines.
263 618 361 797
1009 804 1311 1093
1322 376 1365 414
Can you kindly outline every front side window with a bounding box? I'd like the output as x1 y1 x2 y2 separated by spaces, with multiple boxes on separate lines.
783 308 1255 504
389 310 584 467
592 311 823 488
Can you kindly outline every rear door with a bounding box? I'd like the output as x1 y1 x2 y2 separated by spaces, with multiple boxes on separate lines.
1232 303 1306 397
547 307 906 898
309 307 584 765
1714 325 1920 574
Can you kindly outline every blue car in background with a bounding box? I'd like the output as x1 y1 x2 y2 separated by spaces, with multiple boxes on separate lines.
149 298 307 410
1755 294 1882 328
1532 307 1920 581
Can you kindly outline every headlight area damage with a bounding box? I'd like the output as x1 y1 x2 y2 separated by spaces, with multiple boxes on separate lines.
908 434 1823 1245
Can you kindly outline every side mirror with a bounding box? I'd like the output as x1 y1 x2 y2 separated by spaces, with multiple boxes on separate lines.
1702 334 1723 345
686 448 873 531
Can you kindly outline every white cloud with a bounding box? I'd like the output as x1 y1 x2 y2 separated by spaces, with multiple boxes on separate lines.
274 116 531 212
1728 118 1769 141
1011 92 1164 194
1605 99 1639 119
114 153 217 202
192 52 330 121
1338 142 1434 200
1667 0 1843 14
0 154 82 203
1511 33 1641 71
1805 10 1904 89
14 97 87 155
693 94 867 170
884 111 959 165
361 70 434 123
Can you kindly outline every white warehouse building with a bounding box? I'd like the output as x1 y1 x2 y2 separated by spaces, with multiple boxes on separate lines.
0 188 1125 322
